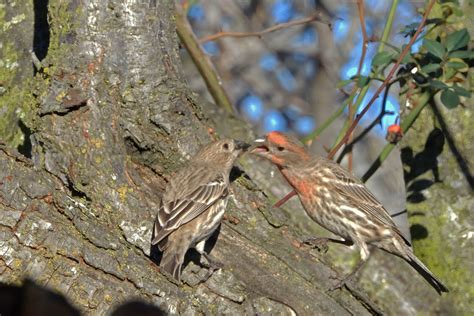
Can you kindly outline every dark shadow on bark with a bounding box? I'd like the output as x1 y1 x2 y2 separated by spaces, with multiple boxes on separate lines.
430 103 474 190
407 192 427 203
111 300 167 316
33 0 50 73
0 279 80 316
402 128 444 184
408 179 435 192
410 223 429 241
0 279 168 316
17 120 33 158
230 165 246 182
401 128 445 205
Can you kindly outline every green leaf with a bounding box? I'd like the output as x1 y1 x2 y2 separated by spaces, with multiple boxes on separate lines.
395 50 412 64
421 63 440 73
451 85 471 98
400 23 419 37
440 89 460 108
372 51 393 67
448 50 474 59
445 29 470 52
337 79 353 88
444 67 457 80
429 80 447 89
446 60 468 70
423 38 446 59
401 52 413 63
357 75 370 88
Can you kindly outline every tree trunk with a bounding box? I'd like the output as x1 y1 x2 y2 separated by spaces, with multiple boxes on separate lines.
0 1 380 314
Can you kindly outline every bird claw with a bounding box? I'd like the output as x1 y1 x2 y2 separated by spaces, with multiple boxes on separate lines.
328 274 353 292
199 253 223 281
301 237 329 253
201 253 223 269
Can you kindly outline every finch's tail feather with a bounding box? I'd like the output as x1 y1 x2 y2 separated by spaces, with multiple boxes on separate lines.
159 235 191 282
160 254 183 282
406 252 448 295
160 248 185 282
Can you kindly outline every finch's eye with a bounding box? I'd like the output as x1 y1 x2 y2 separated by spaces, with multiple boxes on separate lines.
277 146 285 151
222 143 230 150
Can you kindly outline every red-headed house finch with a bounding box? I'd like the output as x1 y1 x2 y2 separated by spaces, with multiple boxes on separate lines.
152 139 249 282
251 131 448 294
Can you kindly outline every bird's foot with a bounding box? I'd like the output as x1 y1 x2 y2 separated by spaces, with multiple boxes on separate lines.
301 237 330 253
199 252 223 281
328 273 354 291
328 259 366 291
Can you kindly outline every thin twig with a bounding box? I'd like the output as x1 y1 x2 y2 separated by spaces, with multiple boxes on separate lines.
337 83 393 164
347 0 368 172
273 190 297 208
199 12 331 44
355 0 368 81
327 0 436 160
175 4 234 113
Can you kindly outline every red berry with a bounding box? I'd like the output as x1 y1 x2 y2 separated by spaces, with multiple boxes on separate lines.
386 124 403 144
387 124 402 134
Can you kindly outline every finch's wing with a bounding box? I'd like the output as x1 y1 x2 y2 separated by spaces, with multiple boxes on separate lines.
152 174 227 245
328 161 410 245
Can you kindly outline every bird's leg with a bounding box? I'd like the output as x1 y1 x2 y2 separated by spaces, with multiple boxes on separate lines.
302 237 353 253
329 243 373 291
200 251 223 270
195 241 223 281
329 259 368 291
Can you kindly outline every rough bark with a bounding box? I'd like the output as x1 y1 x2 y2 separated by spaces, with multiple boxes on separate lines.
0 1 380 315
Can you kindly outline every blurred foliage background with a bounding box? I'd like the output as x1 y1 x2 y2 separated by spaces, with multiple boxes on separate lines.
181 0 471 136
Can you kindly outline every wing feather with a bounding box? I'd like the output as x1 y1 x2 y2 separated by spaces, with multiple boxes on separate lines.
152 175 227 245
325 160 409 244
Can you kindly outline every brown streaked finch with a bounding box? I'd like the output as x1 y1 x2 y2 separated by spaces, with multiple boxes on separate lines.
152 138 249 282
251 131 448 294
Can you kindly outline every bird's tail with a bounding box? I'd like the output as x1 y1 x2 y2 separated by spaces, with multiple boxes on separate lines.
406 251 448 295
159 237 190 282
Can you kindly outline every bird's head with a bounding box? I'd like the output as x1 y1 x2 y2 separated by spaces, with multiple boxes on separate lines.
194 138 250 169
250 131 309 168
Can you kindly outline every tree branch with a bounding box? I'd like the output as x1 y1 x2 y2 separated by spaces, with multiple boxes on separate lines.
199 12 331 44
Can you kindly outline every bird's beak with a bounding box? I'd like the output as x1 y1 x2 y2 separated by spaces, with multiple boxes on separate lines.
234 140 251 151
249 137 270 156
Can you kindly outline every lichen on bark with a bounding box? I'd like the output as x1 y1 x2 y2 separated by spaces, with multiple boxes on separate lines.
400 99 474 314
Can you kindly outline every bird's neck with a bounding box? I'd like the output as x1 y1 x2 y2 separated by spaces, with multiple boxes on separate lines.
280 165 313 197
